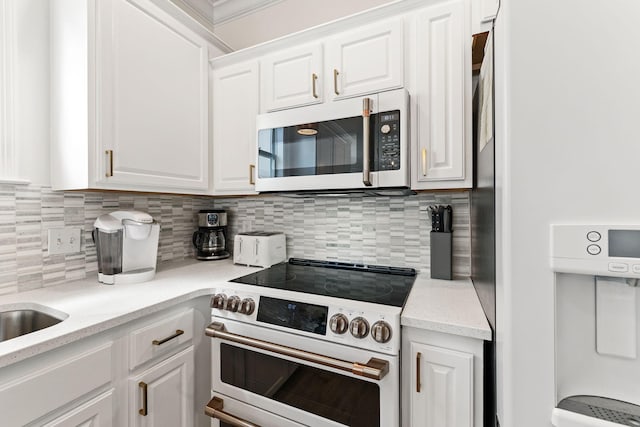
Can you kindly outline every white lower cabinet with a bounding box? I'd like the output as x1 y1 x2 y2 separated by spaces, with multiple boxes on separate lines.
402 327 484 427
0 303 206 427
0 342 113 427
410 343 473 427
43 391 114 427
129 346 195 427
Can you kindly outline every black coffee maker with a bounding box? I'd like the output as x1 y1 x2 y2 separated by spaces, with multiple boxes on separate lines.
192 210 230 260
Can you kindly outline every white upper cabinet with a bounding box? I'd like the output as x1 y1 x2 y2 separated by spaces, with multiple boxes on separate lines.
326 18 404 100
51 0 212 194
259 18 404 112
261 44 323 112
212 61 260 194
411 0 472 189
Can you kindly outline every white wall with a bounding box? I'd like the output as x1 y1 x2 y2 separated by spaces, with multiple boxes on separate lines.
495 0 640 426
213 0 393 50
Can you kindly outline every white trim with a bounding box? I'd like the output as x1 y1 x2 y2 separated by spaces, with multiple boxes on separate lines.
0 0 17 180
211 0 283 25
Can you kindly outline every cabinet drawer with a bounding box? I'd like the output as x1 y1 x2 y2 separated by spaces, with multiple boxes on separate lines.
129 309 194 369
0 342 112 427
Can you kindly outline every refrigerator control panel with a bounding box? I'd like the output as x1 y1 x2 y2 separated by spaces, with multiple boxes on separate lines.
551 224 640 278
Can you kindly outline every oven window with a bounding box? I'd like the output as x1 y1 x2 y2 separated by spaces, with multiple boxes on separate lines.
258 116 367 178
220 343 380 427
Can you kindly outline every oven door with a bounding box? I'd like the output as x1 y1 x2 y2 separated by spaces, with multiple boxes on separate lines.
206 319 399 427
255 88 408 192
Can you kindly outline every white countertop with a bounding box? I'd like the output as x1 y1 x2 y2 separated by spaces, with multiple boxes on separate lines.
0 260 491 369
0 260 260 369
401 275 493 341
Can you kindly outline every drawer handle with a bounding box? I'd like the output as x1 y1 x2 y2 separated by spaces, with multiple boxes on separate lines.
139 381 148 416
105 150 114 177
421 148 427 176
249 164 255 185
312 73 319 99
416 352 422 393
152 329 184 346
333 69 340 95
205 396 260 427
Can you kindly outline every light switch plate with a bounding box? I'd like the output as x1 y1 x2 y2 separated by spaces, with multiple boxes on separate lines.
48 228 82 255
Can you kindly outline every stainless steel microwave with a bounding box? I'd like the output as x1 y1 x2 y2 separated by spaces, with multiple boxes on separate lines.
255 89 409 192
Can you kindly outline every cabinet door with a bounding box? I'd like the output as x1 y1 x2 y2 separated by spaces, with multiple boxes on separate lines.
261 44 323 111
413 0 471 188
212 61 259 194
42 391 114 427
326 18 404 100
97 0 210 191
410 342 473 427
130 346 194 427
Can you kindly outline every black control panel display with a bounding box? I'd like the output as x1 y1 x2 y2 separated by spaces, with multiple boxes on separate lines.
257 296 328 335
375 110 401 171
609 230 640 258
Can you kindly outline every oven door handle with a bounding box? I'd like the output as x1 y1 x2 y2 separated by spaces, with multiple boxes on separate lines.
205 321 390 381
205 396 260 427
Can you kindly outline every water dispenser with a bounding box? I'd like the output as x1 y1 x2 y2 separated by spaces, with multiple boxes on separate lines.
551 225 640 426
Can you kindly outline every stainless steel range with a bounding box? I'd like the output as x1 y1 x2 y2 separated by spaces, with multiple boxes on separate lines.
203 258 416 427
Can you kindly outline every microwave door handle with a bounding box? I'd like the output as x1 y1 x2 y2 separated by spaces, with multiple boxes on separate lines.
205 396 261 427
362 98 372 186
206 321 389 380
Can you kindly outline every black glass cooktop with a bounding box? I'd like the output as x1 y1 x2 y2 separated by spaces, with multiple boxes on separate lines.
230 258 417 307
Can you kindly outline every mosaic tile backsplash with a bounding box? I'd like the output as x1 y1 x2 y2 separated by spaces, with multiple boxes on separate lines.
0 184 470 296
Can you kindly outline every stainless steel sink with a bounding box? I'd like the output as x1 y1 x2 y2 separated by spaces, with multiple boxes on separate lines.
0 309 65 342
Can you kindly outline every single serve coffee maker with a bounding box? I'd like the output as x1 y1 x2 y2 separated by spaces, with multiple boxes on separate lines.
93 210 160 284
192 209 229 260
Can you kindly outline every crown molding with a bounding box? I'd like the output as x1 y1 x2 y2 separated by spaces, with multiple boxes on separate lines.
211 0 283 25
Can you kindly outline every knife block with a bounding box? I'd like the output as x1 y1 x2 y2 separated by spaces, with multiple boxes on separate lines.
430 231 452 280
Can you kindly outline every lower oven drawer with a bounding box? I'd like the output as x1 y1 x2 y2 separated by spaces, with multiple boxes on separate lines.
206 394 304 427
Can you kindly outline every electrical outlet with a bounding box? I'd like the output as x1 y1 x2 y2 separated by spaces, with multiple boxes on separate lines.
48 228 82 255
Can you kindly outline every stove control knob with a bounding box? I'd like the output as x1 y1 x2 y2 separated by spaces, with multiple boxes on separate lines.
226 296 241 312
239 298 256 315
211 293 227 309
349 317 370 339
371 321 392 344
329 314 349 335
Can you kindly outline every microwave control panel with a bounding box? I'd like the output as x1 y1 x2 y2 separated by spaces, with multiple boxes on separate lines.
551 224 640 278
375 110 401 171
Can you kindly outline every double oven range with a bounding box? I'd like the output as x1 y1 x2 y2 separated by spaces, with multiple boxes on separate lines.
203 258 416 427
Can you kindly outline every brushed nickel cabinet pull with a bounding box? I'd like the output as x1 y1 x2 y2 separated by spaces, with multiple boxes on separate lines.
312 73 319 99
416 352 422 393
421 148 427 176
249 164 255 185
362 98 372 186
333 69 340 95
105 150 113 177
205 396 260 427
152 329 184 346
206 322 389 380
139 381 148 416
